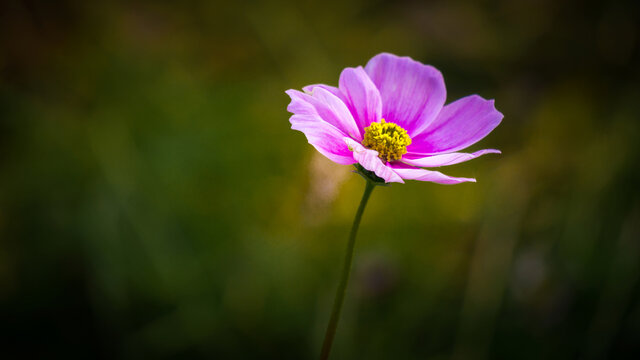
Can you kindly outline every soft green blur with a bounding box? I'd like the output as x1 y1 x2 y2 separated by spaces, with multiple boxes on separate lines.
1 0 639 359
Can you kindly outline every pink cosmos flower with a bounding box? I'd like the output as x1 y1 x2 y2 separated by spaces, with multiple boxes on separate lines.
286 53 504 184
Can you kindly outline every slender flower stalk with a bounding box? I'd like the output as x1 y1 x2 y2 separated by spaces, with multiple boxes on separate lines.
320 178 375 360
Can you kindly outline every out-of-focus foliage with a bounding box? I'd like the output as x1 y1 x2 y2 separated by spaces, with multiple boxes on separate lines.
1 0 639 359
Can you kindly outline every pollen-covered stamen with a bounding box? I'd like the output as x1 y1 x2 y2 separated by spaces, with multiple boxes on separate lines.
361 119 412 163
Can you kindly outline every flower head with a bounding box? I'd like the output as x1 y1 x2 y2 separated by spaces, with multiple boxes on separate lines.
286 53 503 184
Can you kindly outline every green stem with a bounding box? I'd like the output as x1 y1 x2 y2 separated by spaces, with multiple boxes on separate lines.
319 180 376 360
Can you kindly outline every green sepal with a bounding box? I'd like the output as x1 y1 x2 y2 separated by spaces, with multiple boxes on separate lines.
352 164 390 187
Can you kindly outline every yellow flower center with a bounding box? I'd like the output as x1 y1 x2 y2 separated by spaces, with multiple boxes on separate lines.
361 119 412 163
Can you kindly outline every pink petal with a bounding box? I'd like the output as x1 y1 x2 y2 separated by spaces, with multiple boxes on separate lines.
390 163 476 185
303 84 346 103
338 66 382 133
286 88 362 141
364 53 446 137
286 90 356 164
289 114 356 165
402 149 501 167
409 95 503 155
345 138 404 183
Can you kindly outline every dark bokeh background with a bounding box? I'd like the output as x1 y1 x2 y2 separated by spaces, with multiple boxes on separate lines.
1 0 639 359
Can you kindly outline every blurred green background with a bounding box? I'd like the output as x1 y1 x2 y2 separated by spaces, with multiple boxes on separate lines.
1 0 639 359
